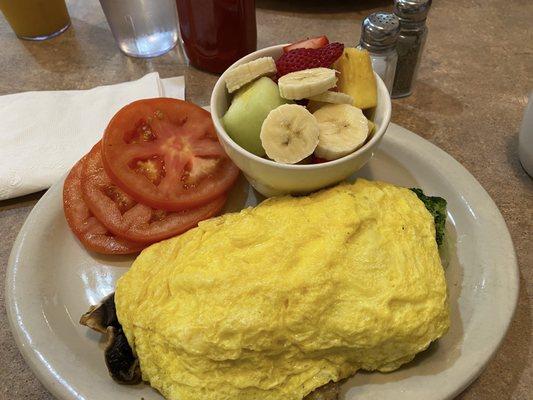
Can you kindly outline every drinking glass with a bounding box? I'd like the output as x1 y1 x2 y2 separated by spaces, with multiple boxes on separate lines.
176 0 257 74
99 0 179 58
0 0 70 40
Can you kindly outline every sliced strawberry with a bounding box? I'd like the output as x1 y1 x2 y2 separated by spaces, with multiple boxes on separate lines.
283 36 329 53
276 42 344 78
312 155 329 164
295 99 309 107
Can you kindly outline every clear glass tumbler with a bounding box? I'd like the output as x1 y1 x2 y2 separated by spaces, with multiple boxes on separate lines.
99 0 179 58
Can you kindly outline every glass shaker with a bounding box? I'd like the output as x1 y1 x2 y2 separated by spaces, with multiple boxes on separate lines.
392 0 432 98
358 12 400 93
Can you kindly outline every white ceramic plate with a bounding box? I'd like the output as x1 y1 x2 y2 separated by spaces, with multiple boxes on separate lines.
5 123 518 400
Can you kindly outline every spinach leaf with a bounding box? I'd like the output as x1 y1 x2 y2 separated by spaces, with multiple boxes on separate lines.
410 188 447 246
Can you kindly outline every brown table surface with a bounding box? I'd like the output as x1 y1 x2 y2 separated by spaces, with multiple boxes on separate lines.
0 0 531 398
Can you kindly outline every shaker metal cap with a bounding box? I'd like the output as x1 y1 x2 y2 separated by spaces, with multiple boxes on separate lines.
360 12 400 50
393 0 432 22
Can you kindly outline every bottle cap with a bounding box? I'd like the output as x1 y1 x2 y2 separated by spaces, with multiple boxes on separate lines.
393 0 432 22
360 12 400 51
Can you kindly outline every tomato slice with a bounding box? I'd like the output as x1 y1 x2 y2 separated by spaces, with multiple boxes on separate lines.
63 157 145 255
283 35 329 53
101 98 239 211
81 143 226 243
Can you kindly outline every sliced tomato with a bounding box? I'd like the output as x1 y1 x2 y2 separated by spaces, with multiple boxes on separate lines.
283 35 329 53
63 157 145 255
81 143 226 243
101 98 239 211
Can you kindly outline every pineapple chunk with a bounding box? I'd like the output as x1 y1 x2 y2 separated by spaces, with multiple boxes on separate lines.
333 48 377 110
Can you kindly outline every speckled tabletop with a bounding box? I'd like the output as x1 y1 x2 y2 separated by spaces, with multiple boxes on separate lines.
0 0 531 398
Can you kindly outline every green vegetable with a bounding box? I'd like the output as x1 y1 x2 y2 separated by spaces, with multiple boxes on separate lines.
410 188 447 246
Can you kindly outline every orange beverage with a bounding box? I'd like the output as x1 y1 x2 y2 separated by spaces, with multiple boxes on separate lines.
0 0 70 40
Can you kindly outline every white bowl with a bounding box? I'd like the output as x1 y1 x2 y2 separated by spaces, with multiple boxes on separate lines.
210 44 392 197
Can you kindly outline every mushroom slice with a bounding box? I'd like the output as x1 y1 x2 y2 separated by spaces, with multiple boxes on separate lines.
104 325 142 384
304 381 340 400
79 293 119 333
80 293 141 384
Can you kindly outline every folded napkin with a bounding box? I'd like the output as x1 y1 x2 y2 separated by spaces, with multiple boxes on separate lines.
0 72 185 201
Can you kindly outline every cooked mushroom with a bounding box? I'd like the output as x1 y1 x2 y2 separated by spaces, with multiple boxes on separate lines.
104 325 142 384
79 293 119 333
80 293 141 384
305 381 340 400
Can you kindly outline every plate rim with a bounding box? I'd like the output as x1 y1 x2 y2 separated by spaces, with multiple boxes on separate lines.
4 122 519 400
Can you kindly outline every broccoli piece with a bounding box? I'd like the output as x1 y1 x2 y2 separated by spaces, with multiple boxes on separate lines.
410 188 447 246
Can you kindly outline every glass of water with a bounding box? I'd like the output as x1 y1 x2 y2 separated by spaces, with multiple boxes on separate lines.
99 0 179 58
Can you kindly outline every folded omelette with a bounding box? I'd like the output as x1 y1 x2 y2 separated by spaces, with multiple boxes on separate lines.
115 179 450 400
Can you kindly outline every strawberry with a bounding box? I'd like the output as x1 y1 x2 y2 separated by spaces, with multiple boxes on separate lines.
311 155 329 164
276 42 344 78
283 35 329 53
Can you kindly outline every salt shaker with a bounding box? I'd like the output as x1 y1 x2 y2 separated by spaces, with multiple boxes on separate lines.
358 12 400 93
392 0 432 98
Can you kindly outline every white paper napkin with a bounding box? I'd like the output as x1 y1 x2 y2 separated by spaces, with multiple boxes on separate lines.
0 72 185 200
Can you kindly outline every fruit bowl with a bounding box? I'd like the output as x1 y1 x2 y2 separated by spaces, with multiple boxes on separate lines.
210 44 392 197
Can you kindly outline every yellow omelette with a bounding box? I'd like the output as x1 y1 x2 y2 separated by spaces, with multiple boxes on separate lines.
115 179 450 400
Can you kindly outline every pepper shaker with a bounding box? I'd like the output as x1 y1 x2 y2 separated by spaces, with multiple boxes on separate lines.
392 0 432 98
358 12 400 93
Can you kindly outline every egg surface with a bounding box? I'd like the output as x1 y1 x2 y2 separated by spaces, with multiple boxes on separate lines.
115 179 449 400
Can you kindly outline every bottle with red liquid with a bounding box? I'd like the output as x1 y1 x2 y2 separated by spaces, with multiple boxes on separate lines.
176 0 257 74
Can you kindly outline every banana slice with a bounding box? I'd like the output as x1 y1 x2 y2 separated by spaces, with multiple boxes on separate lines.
313 104 369 161
260 104 319 164
225 57 277 93
309 91 354 105
278 68 337 100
